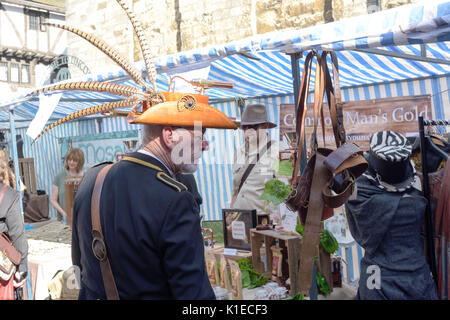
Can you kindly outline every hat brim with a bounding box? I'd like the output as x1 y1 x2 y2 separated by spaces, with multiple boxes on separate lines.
363 152 417 192
129 101 237 129
239 120 277 129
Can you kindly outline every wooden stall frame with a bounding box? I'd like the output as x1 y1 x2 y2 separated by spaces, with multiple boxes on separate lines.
18 158 37 194
250 229 302 296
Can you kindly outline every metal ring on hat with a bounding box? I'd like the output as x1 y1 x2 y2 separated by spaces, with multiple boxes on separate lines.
177 95 197 112
147 91 165 106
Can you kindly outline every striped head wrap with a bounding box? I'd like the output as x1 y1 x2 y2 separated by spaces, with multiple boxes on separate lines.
363 131 418 193
369 130 412 162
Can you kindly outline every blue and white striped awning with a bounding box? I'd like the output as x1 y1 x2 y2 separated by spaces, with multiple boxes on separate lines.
0 0 449 122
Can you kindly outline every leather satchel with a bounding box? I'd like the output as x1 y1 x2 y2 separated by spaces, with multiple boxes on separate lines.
285 51 334 224
285 51 367 222
0 232 21 281
0 185 22 282
284 51 367 295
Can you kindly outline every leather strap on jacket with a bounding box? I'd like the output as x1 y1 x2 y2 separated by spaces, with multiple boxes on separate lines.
231 140 272 207
91 164 120 300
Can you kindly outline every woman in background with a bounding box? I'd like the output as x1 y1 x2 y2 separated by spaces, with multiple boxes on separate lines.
0 150 16 189
51 148 85 222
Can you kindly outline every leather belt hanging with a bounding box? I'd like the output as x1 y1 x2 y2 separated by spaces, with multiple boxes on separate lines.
91 163 120 300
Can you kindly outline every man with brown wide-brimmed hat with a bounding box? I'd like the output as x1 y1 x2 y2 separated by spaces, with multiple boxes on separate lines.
71 91 236 300
230 104 279 217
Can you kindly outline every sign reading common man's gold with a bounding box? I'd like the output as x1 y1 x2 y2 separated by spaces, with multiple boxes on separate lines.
280 95 432 149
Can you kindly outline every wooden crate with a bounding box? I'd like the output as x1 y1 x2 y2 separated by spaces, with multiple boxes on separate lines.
18 158 37 194
250 229 302 296
206 243 252 262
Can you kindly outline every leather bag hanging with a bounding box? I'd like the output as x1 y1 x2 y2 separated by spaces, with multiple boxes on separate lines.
285 51 367 224
0 185 22 300
284 51 368 294
284 51 334 225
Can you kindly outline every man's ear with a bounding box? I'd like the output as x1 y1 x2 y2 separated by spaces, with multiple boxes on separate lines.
161 126 176 149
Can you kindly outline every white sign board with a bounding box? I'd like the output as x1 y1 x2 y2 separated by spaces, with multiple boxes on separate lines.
231 221 246 240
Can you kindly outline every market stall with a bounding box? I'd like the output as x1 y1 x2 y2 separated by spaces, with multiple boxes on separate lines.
0 0 448 300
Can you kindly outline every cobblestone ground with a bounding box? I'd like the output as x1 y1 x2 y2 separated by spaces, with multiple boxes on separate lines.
25 221 72 245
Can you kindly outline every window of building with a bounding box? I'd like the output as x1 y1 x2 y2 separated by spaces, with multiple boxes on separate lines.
21 65 30 84
39 16 47 32
29 12 39 30
0 62 8 82
367 0 380 14
10 63 20 83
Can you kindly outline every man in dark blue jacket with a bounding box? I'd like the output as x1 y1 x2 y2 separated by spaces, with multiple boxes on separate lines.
71 95 237 299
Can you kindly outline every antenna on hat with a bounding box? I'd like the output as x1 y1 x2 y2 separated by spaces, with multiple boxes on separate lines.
27 0 238 141
115 0 157 92
168 76 234 95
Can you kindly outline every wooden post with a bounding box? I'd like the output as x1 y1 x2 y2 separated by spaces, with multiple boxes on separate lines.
18 158 37 194
250 230 264 273
287 237 302 296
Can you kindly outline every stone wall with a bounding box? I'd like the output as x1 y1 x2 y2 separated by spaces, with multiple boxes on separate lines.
66 0 421 76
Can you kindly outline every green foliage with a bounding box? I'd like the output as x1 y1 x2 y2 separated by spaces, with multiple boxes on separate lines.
283 292 304 300
276 160 295 176
320 229 339 254
237 258 268 289
260 179 292 206
296 217 304 236
316 272 330 296
201 220 224 244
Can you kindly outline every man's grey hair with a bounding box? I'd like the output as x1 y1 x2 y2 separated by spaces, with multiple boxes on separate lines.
140 124 164 146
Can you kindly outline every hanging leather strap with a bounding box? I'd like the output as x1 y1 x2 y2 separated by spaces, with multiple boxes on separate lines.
321 51 346 148
298 152 331 294
291 51 316 185
91 164 120 300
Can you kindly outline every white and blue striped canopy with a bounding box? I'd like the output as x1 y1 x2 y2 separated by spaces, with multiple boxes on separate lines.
1 0 449 123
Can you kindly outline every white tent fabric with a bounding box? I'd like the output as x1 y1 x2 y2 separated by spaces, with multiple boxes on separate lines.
1 41 449 123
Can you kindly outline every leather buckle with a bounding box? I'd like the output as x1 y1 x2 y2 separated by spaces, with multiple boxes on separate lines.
92 231 108 262
290 189 298 198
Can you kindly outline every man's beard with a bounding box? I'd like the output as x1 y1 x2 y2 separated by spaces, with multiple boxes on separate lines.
171 134 202 174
